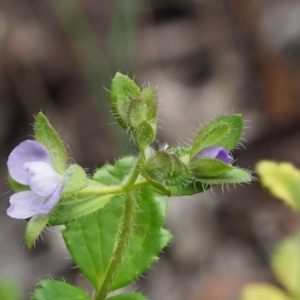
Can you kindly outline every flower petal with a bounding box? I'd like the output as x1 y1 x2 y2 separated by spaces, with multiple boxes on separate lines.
193 146 233 164
34 183 64 214
7 140 53 185
7 191 47 219
24 162 61 196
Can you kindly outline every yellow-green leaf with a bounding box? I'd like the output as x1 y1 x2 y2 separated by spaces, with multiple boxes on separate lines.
256 161 300 210
241 283 290 300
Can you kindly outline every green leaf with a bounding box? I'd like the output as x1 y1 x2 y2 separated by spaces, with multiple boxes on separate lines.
62 195 125 291
128 99 149 128
110 189 172 291
93 156 137 186
62 164 88 197
63 188 171 293
0 278 22 300
256 161 300 210
133 121 155 149
196 168 253 185
34 112 67 174
168 179 208 196
48 190 114 225
241 283 290 300
190 114 243 160
110 73 140 129
25 213 49 248
144 151 171 182
188 158 234 178
108 292 147 300
272 230 300 297
7 174 29 192
140 86 157 120
32 279 91 300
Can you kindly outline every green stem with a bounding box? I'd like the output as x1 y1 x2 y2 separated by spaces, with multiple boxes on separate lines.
94 192 136 300
77 152 146 197
122 151 145 190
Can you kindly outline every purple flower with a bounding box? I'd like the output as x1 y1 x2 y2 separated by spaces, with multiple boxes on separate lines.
192 146 233 164
7 140 64 219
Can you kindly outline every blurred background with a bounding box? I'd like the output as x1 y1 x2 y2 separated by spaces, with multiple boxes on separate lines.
1 0 300 299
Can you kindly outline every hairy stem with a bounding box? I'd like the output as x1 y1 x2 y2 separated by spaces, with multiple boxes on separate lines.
94 192 136 300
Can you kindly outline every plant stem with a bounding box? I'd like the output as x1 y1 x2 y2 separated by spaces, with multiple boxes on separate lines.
94 192 136 300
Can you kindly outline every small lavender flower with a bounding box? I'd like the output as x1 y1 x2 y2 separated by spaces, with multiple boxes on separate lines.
192 146 233 164
7 140 64 219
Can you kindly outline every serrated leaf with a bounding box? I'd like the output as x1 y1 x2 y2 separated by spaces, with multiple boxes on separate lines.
32 279 91 300
272 230 300 297
197 168 253 185
256 161 300 210
25 213 49 248
62 195 125 291
189 158 234 178
93 156 136 185
190 114 243 160
48 192 114 225
168 179 208 196
34 112 66 174
108 292 148 300
241 283 290 300
62 164 88 197
63 188 171 294
110 73 140 129
110 189 172 291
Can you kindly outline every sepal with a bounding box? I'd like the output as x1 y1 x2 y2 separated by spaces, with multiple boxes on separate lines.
189 114 243 160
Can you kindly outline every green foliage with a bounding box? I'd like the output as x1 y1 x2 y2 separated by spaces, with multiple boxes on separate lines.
62 195 125 291
25 214 50 249
107 293 147 300
32 280 91 300
34 112 67 174
6 73 253 300
93 156 136 185
189 114 243 160
189 157 234 178
48 192 114 225
62 164 89 197
111 190 171 291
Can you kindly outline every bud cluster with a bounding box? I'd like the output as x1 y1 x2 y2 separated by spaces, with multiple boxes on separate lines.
110 73 158 149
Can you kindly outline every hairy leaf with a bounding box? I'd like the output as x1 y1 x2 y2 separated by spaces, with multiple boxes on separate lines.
110 189 172 291
110 73 140 129
34 112 67 174
108 292 148 300
190 114 243 160
93 156 136 185
62 195 125 291
48 192 114 225
32 279 91 300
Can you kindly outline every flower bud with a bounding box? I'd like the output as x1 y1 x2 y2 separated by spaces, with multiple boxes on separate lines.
192 146 233 164
189 146 234 178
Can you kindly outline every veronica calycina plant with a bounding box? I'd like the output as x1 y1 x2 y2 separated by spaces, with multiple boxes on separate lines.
6 72 253 300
